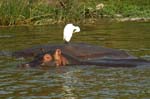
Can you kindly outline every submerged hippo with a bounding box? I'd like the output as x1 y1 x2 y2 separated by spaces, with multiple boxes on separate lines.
13 43 150 68
10 24 150 68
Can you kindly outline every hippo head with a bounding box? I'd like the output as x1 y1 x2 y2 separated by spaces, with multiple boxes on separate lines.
18 49 69 69
18 53 55 69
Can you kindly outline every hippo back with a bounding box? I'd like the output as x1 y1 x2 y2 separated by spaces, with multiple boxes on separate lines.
60 43 135 61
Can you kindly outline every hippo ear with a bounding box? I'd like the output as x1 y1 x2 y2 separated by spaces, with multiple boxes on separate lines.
40 48 45 53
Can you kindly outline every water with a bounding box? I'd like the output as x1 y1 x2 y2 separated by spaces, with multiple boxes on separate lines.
0 21 150 99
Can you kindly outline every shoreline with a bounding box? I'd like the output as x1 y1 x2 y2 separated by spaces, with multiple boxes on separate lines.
0 17 150 27
113 17 150 22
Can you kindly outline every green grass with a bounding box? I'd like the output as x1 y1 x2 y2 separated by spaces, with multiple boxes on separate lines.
0 0 150 26
101 0 150 18
0 0 30 25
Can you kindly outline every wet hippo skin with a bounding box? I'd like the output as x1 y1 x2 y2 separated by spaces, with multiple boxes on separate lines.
13 43 150 68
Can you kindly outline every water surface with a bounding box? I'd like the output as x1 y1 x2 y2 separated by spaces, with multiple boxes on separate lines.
0 21 150 99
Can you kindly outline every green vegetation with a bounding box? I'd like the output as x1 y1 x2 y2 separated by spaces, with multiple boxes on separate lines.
102 0 150 17
0 0 150 26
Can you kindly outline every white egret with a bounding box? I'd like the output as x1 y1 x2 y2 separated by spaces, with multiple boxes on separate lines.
63 23 80 43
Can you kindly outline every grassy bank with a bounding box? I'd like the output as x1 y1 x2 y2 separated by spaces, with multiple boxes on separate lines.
0 0 150 26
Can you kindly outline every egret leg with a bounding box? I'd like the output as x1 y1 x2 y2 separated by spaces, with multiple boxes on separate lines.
64 41 69 44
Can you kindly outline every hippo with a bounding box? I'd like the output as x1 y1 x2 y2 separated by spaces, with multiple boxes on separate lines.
12 43 150 68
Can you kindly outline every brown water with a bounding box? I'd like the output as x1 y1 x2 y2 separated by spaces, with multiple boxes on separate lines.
0 21 150 99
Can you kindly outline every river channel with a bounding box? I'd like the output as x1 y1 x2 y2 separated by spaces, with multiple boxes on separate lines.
0 21 150 99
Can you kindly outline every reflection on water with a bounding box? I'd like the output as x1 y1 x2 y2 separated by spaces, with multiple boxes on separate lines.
0 21 150 98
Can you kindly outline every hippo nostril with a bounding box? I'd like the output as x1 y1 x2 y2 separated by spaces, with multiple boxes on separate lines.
25 64 30 67
18 63 30 69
